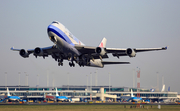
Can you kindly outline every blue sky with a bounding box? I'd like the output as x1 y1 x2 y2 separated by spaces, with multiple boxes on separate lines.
0 0 180 93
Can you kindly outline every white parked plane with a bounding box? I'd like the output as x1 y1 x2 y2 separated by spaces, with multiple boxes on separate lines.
11 21 167 68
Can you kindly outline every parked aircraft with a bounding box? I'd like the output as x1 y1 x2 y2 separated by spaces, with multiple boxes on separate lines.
128 89 143 102
0 94 6 102
55 88 71 102
4 88 20 102
11 21 167 68
45 88 71 102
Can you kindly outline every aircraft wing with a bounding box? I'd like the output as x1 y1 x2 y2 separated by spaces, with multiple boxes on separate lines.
106 47 167 53
11 45 62 58
107 46 167 57
75 45 109 59
75 45 167 58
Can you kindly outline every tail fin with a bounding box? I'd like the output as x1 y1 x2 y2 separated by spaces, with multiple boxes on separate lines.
168 86 170 92
43 89 45 98
131 89 134 97
56 88 59 96
99 38 107 48
161 84 165 92
7 87 11 96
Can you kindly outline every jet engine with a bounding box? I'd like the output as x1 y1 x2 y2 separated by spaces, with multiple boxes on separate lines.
34 47 43 56
95 47 106 56
126 48 136 57
19 49 29 58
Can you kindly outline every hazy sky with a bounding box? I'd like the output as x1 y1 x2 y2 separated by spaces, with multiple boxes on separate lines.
0 0 180 93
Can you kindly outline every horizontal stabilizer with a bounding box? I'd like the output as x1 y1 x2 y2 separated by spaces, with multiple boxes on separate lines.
102 61 130 65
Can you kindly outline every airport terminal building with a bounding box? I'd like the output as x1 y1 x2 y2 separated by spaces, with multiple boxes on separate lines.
0 85 178 102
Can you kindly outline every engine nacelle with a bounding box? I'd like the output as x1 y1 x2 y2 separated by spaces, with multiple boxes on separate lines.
19 49 29 58
34 47 43 56
126 48 136 57
95 47 106 56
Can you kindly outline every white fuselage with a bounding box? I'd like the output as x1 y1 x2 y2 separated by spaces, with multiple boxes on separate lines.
47 21 104 68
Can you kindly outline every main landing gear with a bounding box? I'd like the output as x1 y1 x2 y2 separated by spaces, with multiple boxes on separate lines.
58 59 63 66
58 62 63 66
69 62 75 67
79 62 84 67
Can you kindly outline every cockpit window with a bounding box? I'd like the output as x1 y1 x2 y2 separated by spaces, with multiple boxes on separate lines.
52 21 59 24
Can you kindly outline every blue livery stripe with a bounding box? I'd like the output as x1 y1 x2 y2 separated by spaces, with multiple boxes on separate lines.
48 25 74 46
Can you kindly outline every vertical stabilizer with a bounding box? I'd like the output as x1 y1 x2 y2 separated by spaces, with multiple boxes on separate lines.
131 89 134 97
43 89 45 98
56 88 59 96
161 84 165 92
7 87 11 96
168 86 170 92
99 38 107 48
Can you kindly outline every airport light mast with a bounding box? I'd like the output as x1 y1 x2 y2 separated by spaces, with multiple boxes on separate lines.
86 75 88 91
18 72 21 90
5 72 7 87
109 72 111 92
26 74 28 86
90 72 92 101
132 69 135 88
95 69 98 86
47 70 49 87
37 74 39 87
67 72 69 90
24 72 28 86
18 72 21 85
137 68 140 108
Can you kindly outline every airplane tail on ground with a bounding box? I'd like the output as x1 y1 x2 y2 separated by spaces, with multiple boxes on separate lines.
99 38 107 48
43 89 46 98
161 84 165 92
56 88 59 96
131 89 134 97
7 87 11 97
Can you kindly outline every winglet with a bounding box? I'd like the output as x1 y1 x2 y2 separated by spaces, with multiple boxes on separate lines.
163 46 169 50
10 47 14 50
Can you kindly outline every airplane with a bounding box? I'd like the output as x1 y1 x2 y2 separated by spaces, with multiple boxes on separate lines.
45 88 71 102
6 87 21 102
11 21 167 68
55 88 71 102
0 94 6 102
127 89 142 102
